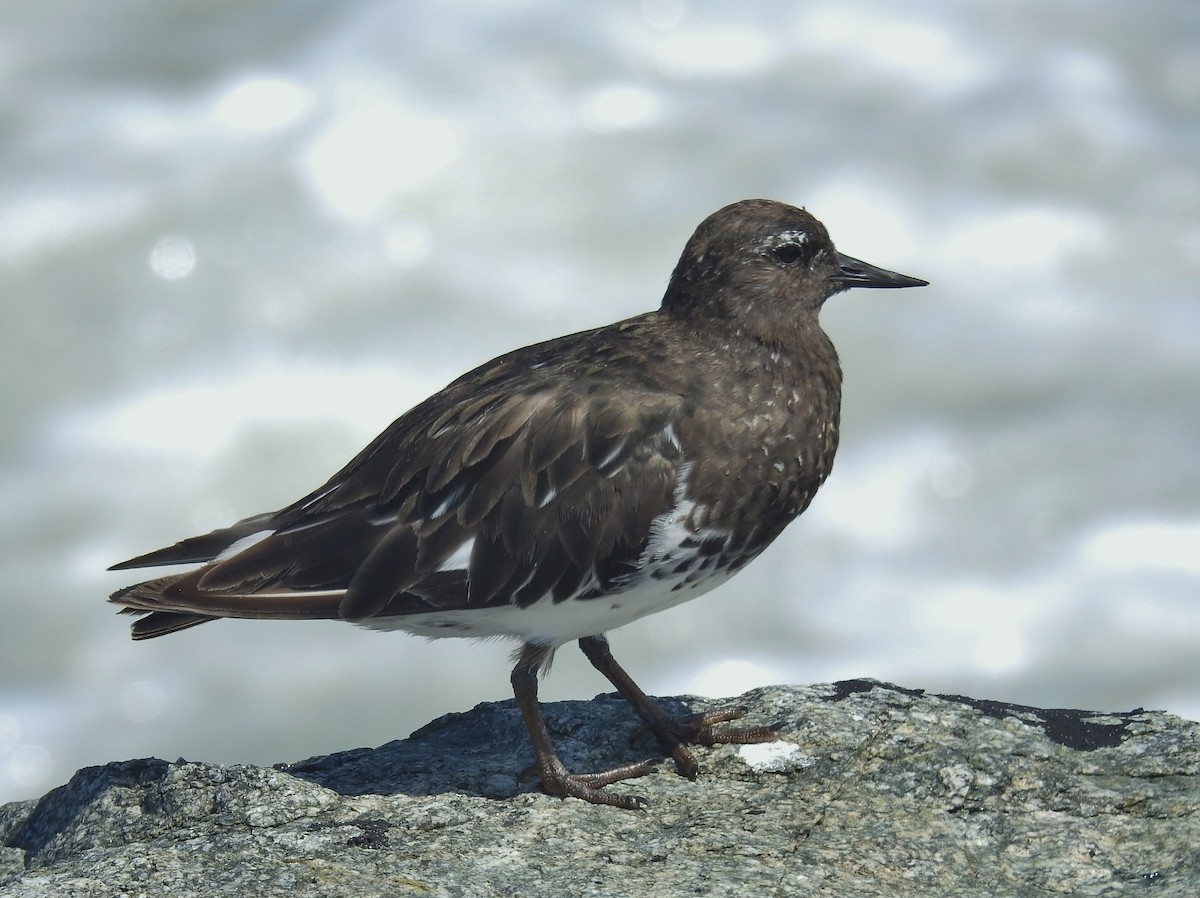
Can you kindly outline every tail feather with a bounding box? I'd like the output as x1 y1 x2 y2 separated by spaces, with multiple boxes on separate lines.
110 570 346 640
130 611 215 640
108 513 278 571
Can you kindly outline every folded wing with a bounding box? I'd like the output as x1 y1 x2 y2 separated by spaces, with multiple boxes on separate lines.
110 376 689 640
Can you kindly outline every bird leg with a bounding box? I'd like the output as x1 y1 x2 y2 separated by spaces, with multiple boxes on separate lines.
510 642 658 809
577 634 778 780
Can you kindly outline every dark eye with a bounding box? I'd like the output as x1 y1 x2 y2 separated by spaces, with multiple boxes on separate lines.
772 243 804 265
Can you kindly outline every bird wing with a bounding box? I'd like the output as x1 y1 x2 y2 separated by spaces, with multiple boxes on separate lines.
110 354 690 635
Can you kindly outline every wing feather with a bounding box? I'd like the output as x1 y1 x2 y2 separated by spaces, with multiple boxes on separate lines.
112 331 694 640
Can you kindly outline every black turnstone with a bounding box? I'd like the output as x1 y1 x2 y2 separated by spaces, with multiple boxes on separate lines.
110 199 927 809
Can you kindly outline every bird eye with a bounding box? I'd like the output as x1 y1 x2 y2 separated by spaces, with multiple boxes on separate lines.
771 243 805 266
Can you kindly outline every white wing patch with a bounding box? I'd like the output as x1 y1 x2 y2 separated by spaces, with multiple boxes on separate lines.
214 529 275 562
661 421 682 452
635 462 733 589
436 536 476 573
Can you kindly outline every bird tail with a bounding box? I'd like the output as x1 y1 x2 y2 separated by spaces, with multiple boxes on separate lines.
110 573 346 640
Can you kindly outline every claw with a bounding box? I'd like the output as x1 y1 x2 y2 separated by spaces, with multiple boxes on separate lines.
630 705 777 746
519 754 657 810
627 704 778 779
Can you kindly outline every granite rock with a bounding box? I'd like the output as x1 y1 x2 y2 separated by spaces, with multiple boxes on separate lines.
2 680 1197 897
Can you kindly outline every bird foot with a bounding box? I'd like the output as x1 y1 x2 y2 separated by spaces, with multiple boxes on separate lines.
631 705 779 780
518 755 659 810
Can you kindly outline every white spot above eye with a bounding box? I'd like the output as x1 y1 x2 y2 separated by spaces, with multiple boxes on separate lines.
774 229 809 245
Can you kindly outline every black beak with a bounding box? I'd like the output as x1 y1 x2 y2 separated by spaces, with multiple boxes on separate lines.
832 252 928 289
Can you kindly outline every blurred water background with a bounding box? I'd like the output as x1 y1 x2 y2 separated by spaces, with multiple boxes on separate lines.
1 0 1197 806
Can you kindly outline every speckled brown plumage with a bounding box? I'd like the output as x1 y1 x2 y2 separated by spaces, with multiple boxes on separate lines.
109 199 927 808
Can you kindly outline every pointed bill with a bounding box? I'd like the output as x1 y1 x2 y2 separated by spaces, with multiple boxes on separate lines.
832 252 928 289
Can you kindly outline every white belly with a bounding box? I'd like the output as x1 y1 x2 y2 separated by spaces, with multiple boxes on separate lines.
358 567 736 647
359 471 743 648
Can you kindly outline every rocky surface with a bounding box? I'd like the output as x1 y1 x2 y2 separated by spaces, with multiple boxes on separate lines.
2 680 1197 897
